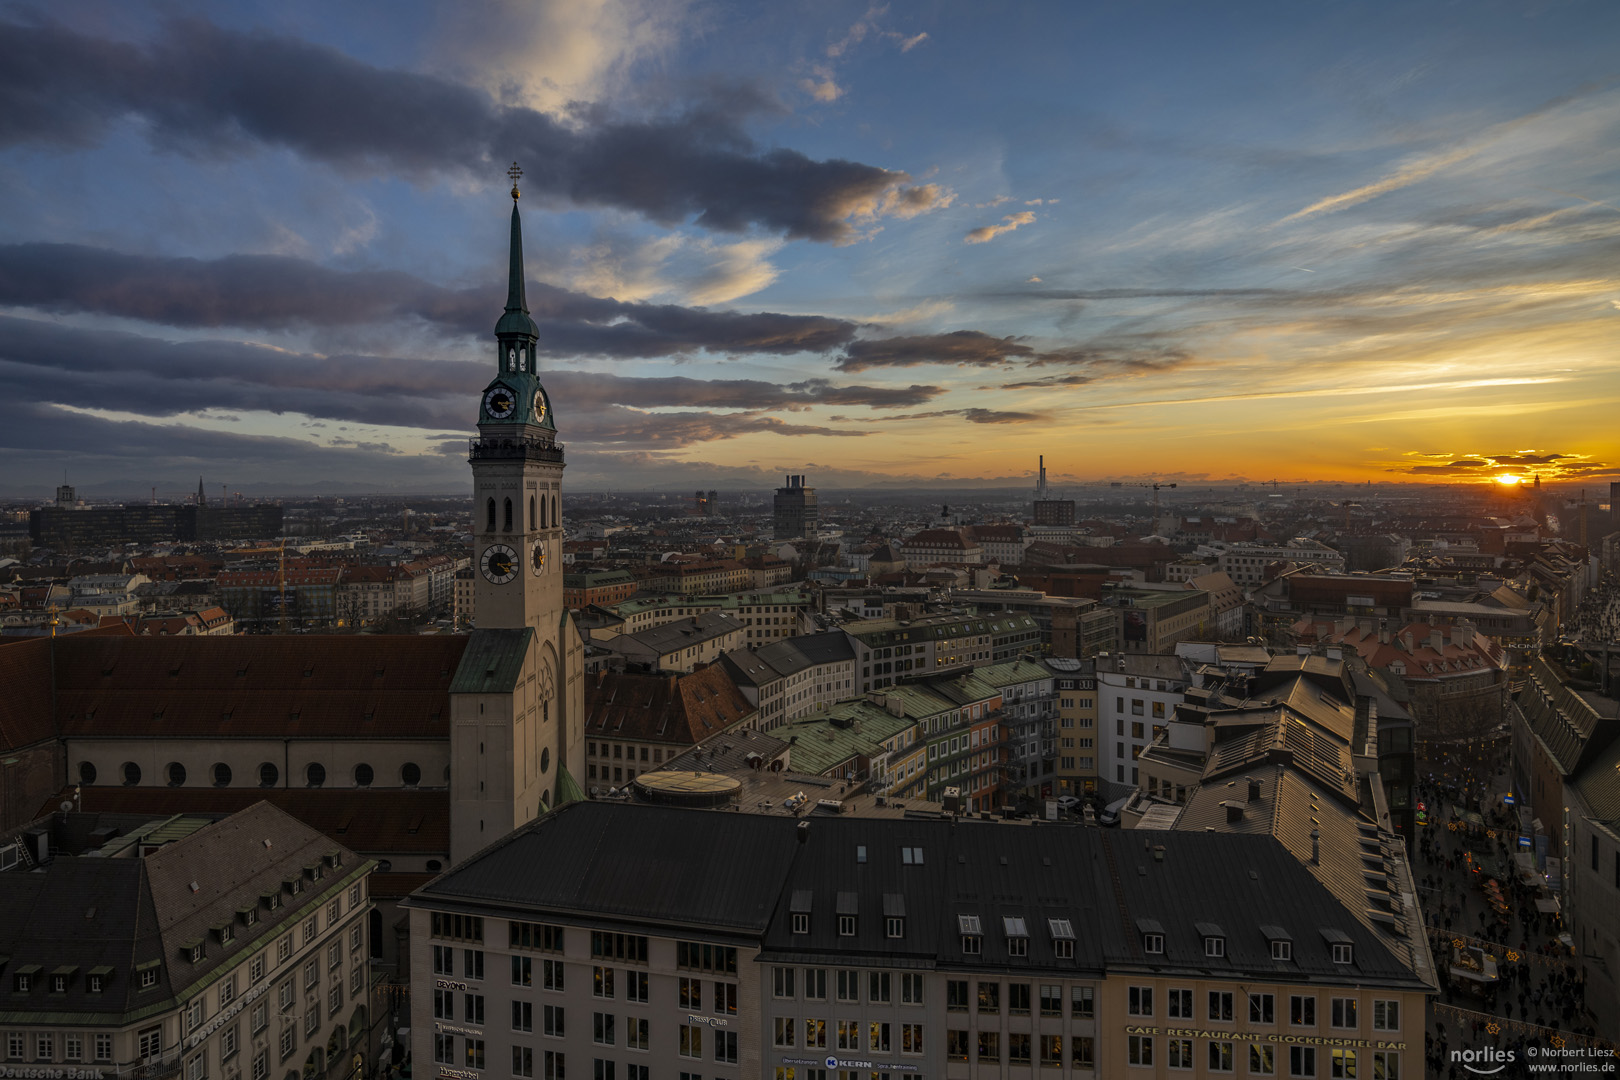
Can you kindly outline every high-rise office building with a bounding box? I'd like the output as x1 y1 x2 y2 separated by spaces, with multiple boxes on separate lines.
773 474 818 540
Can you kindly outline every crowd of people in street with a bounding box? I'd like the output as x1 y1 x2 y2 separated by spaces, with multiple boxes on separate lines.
1413 754 1612 1076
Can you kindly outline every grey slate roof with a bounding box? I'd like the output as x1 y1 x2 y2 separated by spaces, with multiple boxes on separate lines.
410 802 1431 990
410 800 803 935
0 802 366 1022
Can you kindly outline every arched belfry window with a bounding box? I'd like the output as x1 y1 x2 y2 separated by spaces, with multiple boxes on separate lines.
529 496 536 531
503 497 513 532
551 495 558 527
485 498 495 532
540 496 547 529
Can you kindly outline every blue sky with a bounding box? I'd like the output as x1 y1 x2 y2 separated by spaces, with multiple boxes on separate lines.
1 0 1617 497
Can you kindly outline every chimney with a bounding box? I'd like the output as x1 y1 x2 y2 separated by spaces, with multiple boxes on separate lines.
1377 620 1390 645
1152 845 1165 862
797 821 809 845
1224 801 1243 824
1401 630 1415 653
1429 628 1444 653
1310 828 1320 865
1246 776 1260 802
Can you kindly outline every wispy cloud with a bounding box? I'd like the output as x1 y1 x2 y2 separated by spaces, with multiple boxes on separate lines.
965 211 1036 244
1279 82 1616 224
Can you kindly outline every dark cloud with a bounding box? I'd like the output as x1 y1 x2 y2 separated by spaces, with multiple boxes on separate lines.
1027 343 1195 372
834 330 1036 372
831 407 1045 424
544 372 942 411
566 408 866 446
0 243 858 359
997 374 1094 390
1487 452 1567 465
1446 459 1490 468
0 316 915 442
0 18 948 242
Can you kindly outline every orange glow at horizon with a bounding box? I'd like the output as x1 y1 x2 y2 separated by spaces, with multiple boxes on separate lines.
1494 474 1523 485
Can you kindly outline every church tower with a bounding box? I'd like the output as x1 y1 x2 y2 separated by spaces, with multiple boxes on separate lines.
451 167 585 862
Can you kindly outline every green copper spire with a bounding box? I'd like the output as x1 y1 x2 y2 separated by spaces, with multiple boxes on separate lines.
496 163 540 340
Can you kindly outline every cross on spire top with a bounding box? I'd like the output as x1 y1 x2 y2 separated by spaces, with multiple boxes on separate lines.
507 161 523 201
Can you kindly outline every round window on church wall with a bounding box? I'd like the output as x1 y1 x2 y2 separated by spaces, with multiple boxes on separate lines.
540 748 550 774
306 763 326 788
401 762 421 786
79 761 97 785
123 762 141 786
214 763 232 787
260 762 279 788
354 764 374 787
167 762 186 787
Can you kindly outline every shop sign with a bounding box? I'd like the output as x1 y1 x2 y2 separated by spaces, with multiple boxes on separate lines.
187 980 272 1049
1125 1026 1405 1050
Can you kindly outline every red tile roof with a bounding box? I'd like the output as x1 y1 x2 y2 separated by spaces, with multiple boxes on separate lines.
585 664 754 745
51 634 467 739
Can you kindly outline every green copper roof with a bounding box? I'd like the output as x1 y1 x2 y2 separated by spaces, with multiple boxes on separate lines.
553 764 588 810
450 627 533 694
496 202 540 339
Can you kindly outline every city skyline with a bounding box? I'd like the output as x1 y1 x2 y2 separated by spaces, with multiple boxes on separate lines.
2 0 1618 496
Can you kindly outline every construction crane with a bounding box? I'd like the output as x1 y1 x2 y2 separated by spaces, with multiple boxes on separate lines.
1116 481 1178 524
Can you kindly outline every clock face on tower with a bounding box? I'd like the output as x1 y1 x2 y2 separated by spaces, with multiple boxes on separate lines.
533 391 548 424
484 386 516 420
531 541 546 575
481 543 518 584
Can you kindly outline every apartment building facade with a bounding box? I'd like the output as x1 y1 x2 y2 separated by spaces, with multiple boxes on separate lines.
405 803 1430 1080
0 804 373 1080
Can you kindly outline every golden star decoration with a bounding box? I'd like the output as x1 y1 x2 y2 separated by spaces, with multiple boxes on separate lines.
1507 950 1520 961
1486 1022 1500 1035
1551 1035 1566 1048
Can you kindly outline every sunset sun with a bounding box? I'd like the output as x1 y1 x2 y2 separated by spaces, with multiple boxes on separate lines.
1494 474 1523 485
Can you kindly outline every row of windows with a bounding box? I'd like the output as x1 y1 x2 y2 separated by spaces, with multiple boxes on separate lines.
483 494 559 534
1126 988 1399 1030
1126 1037 1399 1078
945 1030 1093 1066
773 1019 923 1054
82 760 431 788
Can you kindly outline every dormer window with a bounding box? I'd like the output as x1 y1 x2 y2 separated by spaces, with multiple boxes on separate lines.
87 967 111 994
1136 918 1165 956
1197 922 1226 958
214 923 235 945
1321 928 1354 965
959 914 982 954
50 967 76 993
137 962 161 990
1004 917 1029 957
239 906 258 927
836 891 858 937
884 894 906 939
13 966 39 993
183 941 205 964
1048 918 1075 960
1263 925 1294 961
